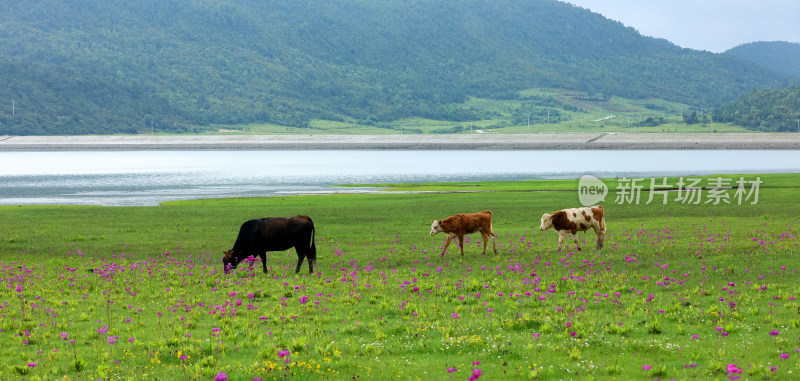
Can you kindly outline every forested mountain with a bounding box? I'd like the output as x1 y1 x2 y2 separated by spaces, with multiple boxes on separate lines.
0 0 791 135
726 42 800 77
713 86 800 132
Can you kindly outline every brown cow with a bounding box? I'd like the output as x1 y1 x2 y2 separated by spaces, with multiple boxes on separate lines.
430 211 498 256
539 205 605 251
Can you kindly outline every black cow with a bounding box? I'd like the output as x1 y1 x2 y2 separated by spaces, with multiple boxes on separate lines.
223 216 316 274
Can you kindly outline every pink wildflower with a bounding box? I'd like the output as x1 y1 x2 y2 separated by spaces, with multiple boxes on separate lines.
469 368 482 380
727 364 742 374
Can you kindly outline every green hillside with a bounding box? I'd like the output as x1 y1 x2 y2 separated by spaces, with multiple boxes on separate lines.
726 41 800 77
713 86 800 132
0 0 791 135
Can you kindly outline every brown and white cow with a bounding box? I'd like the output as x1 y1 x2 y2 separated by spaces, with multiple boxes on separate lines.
430 211 498 256
539 205 605 251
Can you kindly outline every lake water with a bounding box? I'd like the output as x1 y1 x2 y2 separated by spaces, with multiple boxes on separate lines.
1 150 799 206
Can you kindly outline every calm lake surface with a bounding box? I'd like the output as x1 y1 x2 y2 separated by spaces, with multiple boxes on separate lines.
1 150 799 206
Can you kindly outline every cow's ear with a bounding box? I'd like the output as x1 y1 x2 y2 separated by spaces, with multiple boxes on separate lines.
224 250 232 259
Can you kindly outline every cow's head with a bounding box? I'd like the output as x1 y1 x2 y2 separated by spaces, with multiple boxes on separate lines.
539 213 553 231
222 250 239 273
430 220 443 236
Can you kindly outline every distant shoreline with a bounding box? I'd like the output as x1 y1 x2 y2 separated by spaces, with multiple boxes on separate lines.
1 133 800 150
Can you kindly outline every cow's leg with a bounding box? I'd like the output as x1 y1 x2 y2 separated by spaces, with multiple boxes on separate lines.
307 244 316 274
458 234 465 256
572 233 581 251
260 253 268 274
440 236 453 256
557 232 566 251
594 226 605 250
295 252 305 274
479 231 498 255
298 247 315 273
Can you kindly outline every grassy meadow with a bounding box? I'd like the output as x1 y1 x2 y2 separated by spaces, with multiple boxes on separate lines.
210 88 750 135
1 174 799 380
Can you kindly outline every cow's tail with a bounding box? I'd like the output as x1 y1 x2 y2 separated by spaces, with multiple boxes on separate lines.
307 218 317 260
310 225 316 249
485 211 498 236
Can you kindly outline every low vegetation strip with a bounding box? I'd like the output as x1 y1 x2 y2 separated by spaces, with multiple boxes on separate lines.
3 133 800 150
1 175 800 379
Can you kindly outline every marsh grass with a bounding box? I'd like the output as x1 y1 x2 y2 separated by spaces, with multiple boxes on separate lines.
1 174 799 379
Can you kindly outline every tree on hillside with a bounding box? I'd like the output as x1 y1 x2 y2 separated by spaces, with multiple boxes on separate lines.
683 111 699 125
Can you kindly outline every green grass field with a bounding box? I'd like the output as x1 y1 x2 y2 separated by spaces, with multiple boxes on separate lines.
207 88 750 135
1 174 798 380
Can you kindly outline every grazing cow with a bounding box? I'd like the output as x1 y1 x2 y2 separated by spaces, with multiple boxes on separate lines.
430 211 498 256
539 205 605 251
223 216 316 274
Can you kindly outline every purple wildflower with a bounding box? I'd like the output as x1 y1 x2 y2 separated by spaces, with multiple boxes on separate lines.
469 368 482 380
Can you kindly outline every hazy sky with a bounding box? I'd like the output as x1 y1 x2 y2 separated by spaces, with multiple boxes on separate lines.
562 0 800 53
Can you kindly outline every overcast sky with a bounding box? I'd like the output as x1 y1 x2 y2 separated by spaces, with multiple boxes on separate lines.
562 0 800 53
